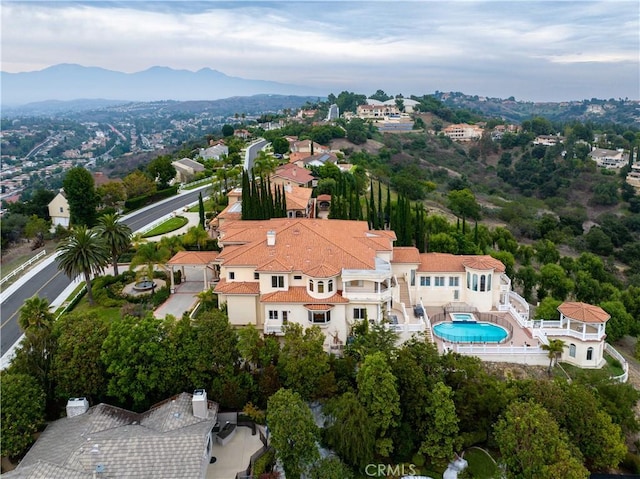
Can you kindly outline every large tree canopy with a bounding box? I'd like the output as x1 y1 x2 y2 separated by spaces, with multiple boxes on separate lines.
62 166 99 226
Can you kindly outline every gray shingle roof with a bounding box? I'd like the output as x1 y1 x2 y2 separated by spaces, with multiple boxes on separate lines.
5 393 218 479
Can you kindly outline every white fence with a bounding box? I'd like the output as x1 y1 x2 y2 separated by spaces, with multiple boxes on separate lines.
0 250 48 287
605 343 629 383
178 176 215 191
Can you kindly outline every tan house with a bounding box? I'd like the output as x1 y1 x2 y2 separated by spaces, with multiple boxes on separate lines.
172 158 206 183
589 148 627 169
442 123 483 141
48 192 70 228
271 163 314 188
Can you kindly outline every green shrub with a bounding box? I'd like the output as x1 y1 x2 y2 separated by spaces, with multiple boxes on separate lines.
124 185 179 211
622 452 640 474
151 287 170 307
252 448 275 477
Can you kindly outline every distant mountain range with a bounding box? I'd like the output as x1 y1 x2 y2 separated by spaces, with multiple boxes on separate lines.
0 64 325 106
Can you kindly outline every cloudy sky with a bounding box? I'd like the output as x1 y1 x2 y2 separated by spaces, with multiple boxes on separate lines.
2 0 638 102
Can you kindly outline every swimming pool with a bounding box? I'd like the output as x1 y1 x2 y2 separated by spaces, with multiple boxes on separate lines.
433 321 508 343
451 312 475 322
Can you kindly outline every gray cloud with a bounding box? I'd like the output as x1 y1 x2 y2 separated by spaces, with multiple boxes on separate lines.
1 0 638 101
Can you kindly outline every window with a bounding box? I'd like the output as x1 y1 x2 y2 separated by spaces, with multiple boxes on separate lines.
420 276 431 286
317 281 324 293
435 276 445 287
282 311 288 323
309 279 314 291
410 270 416 286
480 275 486 292
487 274 492 291
309 310 331 324
472 274 478 291
569 344 576 357
271 275 284 288
229 272 235 280
453 290 459 300
354 308 366 320
268 310 278 320
449 277 459 287
59 206 64 213
467 272 470 289
328 279 334 292
586 347 593 361
350 280 364 287
254 272 259 280
294 275 302 280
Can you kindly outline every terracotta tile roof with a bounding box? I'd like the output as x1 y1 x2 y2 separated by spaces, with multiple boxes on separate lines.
317 194 331 201
168 251 219 265
282 184 312 210
558 302 610 323
289 152 311 163
218 219 393 276
304 304 335 310
392 247 421 263
214 279 260 295
418 253 505 273
305 263 341 278
272 163 314 184
261 286 348 303
257 258 293 272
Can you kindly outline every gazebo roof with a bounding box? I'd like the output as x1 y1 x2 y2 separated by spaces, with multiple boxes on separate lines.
557 302 610 323
168 251 219 265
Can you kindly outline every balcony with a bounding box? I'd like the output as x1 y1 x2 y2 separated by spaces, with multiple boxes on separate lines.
342 285 392 303
264 321 285 335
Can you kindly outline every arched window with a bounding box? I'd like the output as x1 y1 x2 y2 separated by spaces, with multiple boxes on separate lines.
487 274 492 291
328 279 334 293
317 281 324 293
309 279 314 292
586 347 593 361
467 272 470 289
569 344 576 357
480 275 486 292
472 274 478 291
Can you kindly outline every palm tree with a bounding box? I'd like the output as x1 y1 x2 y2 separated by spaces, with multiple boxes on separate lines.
159 235 185 257
56 226 110 306
19 295 54 343
95 213 132 276
541 338 566 374
184 226 209 251
130 242 171 282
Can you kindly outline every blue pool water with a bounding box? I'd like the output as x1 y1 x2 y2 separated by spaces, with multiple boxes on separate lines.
452 312 475 322
433 321 508 343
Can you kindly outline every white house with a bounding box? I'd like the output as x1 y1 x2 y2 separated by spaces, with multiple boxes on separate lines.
589 148 628 169
47 191 70 228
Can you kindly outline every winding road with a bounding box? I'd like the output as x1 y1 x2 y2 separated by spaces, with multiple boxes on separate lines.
0 184 210 356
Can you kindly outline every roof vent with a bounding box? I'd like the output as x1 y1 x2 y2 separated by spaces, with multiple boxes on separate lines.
66 397 89 417
266 230 276 246
192 389 208 419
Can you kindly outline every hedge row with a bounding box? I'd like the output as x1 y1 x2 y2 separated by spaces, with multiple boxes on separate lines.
124 185 179 212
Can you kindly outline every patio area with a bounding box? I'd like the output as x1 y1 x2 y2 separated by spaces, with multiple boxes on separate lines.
207 426 264 479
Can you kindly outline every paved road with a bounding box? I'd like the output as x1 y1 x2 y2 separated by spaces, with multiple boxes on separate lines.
244 139 269 172
0 185 210 356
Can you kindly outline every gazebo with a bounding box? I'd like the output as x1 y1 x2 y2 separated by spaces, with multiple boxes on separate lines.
167 251 219 293
554 301 610 368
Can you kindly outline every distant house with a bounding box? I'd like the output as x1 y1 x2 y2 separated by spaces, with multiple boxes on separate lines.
172 158 206 183
626 163 640 189
3 391 218 479
272 163 314 188
290 139 329 155
234 129 250 140
533 135 564 146
198 143 229 161
48 192 70 228
442 123 483 141
589 148 627 169
291 152 339 169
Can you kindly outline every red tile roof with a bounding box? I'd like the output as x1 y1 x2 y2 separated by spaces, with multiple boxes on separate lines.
218 219 393 276
558 302 610 323
168 251 219 265
392 247 421 264
418 253 505 273
261 286 348 303
214 279 260 295
273 163 314 184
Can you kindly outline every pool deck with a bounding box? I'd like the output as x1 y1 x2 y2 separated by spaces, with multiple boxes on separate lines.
427 308 537 354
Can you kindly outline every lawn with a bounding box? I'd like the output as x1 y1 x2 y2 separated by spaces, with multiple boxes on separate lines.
142 216 188 237
558 353 625 382
71 295 122 322
464 447 500 478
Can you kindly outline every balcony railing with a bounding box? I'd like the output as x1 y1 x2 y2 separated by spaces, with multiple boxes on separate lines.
264 322 285 335
342 287 392 302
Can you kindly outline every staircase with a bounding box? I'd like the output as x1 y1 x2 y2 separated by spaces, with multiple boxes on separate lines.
397 277 411 308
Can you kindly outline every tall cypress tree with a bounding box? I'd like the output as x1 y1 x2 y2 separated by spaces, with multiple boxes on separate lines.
377 181 383 230
198 192 206 229
369 180 376 229
385 183 391 228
